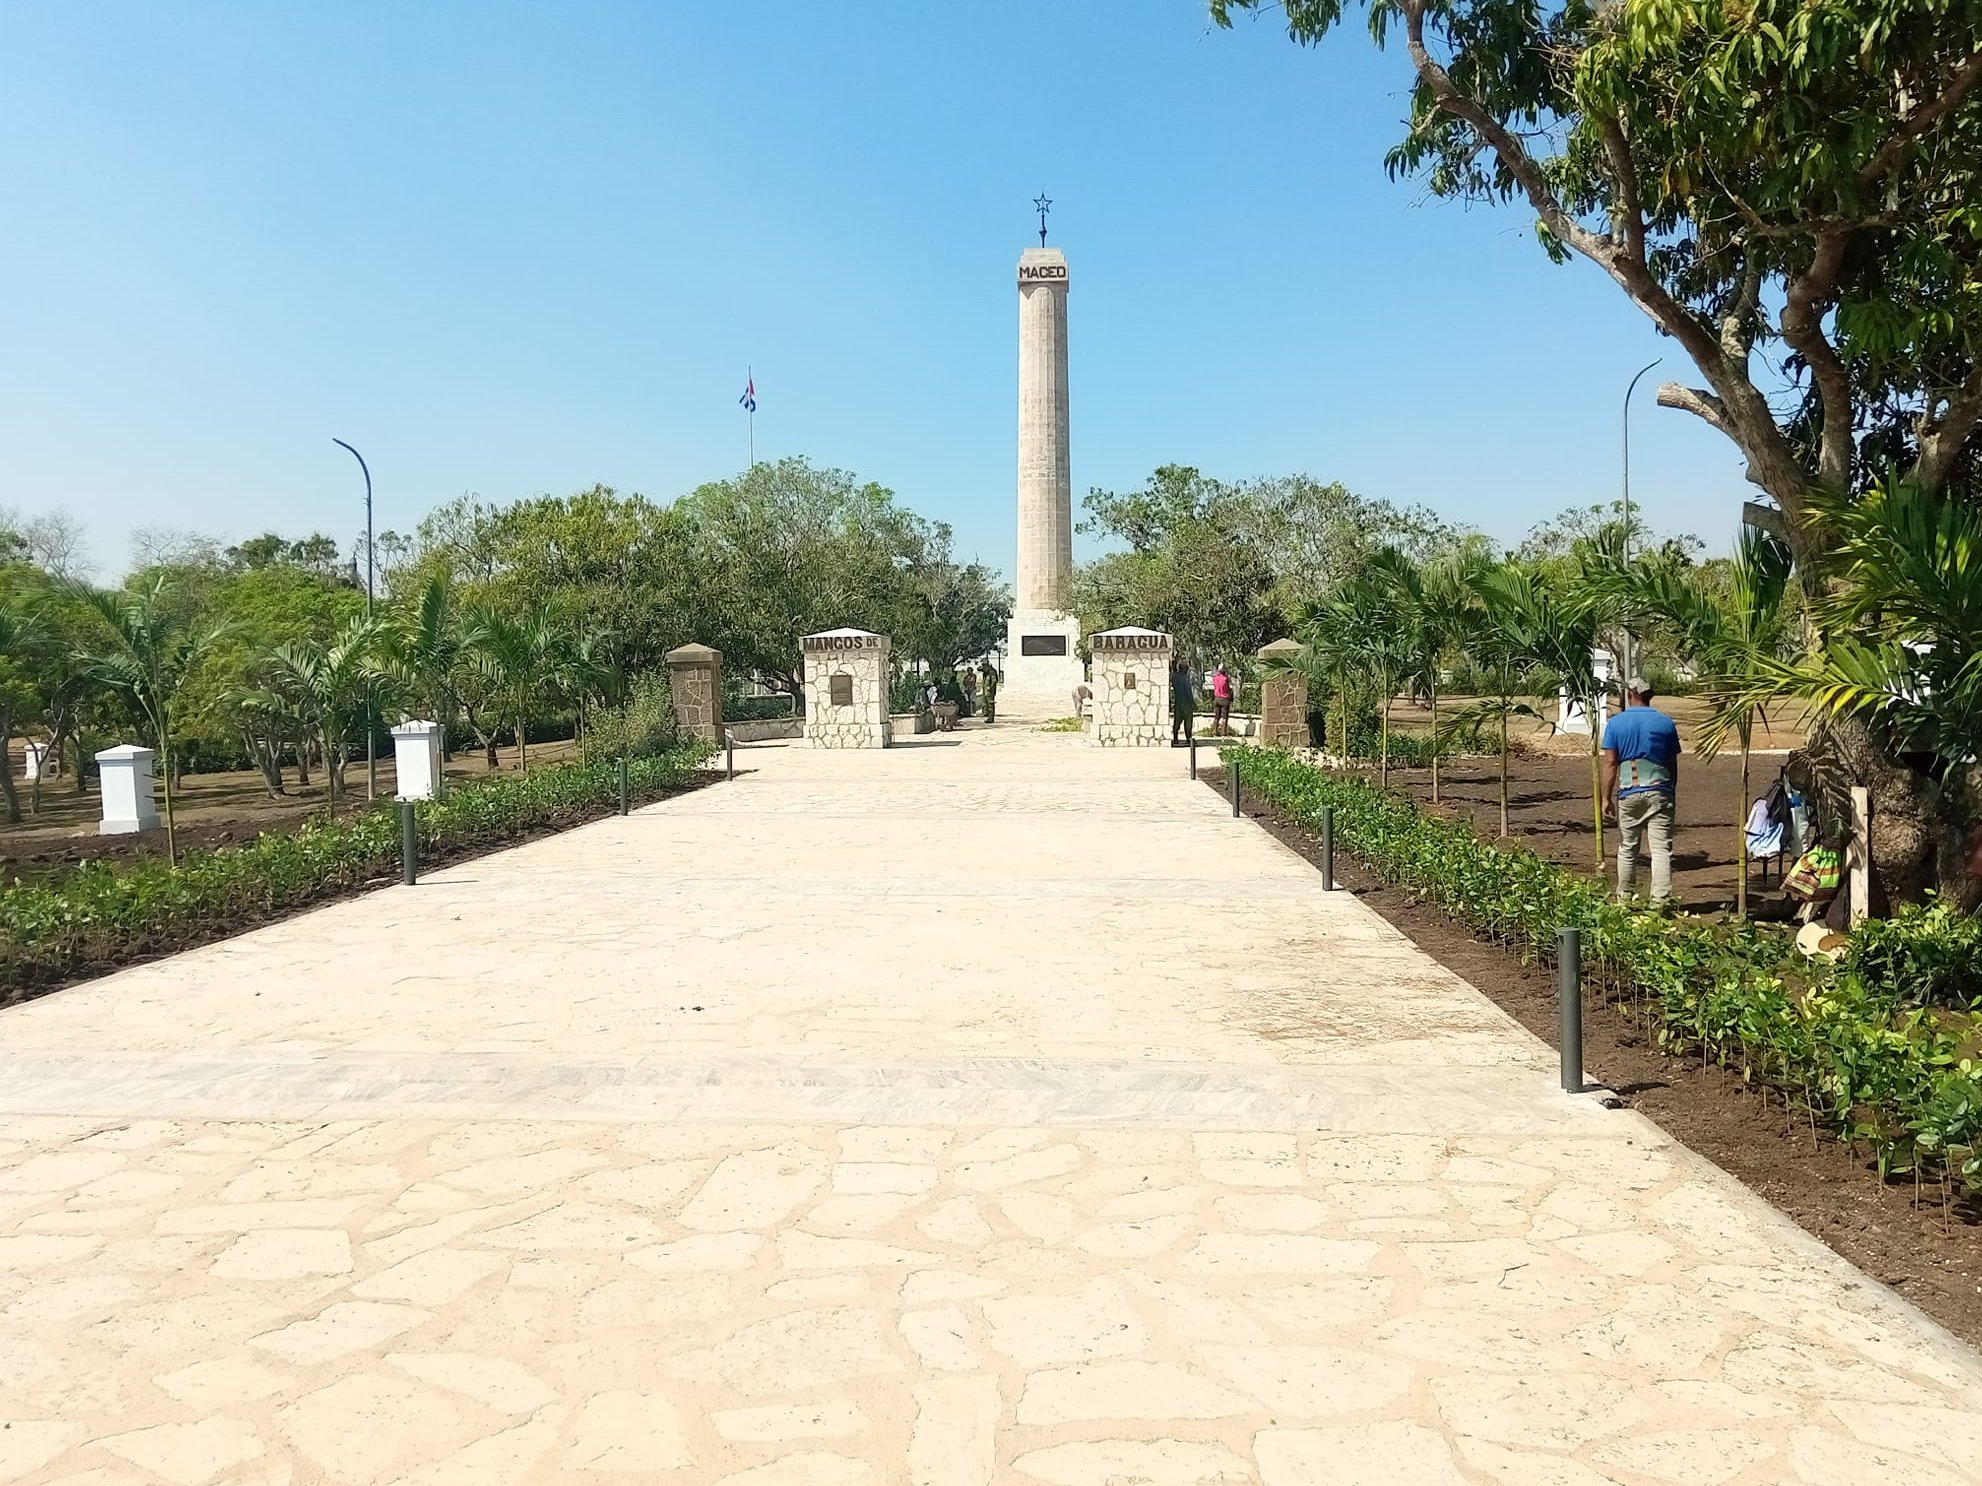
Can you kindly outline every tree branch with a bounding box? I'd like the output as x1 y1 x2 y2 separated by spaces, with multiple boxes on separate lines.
1720 261 1762 360
1598 114 1646 266
1910 363 1982 493
1778 229 1855 489
1657 383 1731 435
1859 47 1982 189
1394 0 1814 526
1742 501 1788 541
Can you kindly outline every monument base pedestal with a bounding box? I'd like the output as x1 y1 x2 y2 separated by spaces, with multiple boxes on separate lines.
999 611 1085 719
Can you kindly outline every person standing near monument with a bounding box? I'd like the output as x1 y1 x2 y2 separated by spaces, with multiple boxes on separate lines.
1211 663 1234 732
978 663 999 724
1602 677 1682 902
1171 656 1196 745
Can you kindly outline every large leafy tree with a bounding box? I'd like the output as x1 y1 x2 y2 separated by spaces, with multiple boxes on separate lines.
1076 465 1283 667
678 459 931 700
1212 0 1982 528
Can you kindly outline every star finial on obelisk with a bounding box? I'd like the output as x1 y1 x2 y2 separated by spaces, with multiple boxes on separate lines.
1033 192 1052 247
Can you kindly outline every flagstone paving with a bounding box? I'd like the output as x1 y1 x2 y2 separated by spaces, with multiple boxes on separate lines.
3 725 1982 1484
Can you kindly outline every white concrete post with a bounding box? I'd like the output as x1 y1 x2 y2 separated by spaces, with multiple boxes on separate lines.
391 720 444 801
800 629 893 748
21 741 49 781
1087 627 1172 747
95 744 160 835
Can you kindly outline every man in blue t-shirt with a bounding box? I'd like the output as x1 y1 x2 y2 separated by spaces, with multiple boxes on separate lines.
1602 678 1681 902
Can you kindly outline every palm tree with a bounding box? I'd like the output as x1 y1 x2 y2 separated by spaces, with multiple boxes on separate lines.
1370 547 1476 803
72 576 232 862
1708 482 1981 902
1473 563 1609 867
1440 564 1549 840
1603 527 1795 916
384 576 467 759
466 610 568 772
260 615 386 816
0 607 45 825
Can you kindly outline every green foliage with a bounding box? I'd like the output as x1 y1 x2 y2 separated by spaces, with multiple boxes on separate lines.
583 672 677 762
1077 467 1470 664
0 740 714 990
1211 1 1982 514
1036 717 1084 733
1238 746 1982 1191
1845 901 1982 1012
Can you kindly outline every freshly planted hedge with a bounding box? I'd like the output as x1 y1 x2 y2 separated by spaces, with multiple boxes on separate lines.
0 741 715 992
1237 747 1982 1194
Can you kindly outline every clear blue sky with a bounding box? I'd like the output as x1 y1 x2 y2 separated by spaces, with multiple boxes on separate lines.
0 1 1750 580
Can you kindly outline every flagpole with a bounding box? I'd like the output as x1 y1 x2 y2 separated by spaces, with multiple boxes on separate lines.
748 365 754 469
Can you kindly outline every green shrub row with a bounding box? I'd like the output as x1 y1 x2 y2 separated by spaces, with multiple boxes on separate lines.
0 741 716 992
1236 747 1982 1193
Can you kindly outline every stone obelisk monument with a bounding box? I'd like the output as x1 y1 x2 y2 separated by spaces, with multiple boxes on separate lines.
1000 198 1084 714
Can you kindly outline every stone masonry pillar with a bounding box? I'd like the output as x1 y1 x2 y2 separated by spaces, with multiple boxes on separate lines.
1087 627 1172 747
801 629 892 749
1258 638 1309 749
665 643 725 743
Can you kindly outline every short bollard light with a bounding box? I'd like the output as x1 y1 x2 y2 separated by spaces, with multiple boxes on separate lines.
618 758 629 816
1189 736 1198 781
1321 805 1336 891
399 800 418 886
726 733 735 781
1229 750 1241 818
1558 926 1584 1094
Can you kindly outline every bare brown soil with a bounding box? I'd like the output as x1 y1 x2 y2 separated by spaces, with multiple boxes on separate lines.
1208 765 1982 1351
1 740 584 886
1363 750 1797 914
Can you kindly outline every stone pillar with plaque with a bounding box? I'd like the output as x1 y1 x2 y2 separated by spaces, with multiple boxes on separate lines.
801 628 893 749
1087 627 1172 747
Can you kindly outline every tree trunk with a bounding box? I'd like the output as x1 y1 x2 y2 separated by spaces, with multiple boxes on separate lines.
0 720 20 826
1379 679 1391 789
72 736 88 794
160 743 179 865
1498 710 1510 838
1430 680 1440 804
517 712 529 773
1738 724 1752 920
1590 718 1604 871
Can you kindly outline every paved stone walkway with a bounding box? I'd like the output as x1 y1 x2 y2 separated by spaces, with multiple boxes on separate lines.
4 726 1982 1485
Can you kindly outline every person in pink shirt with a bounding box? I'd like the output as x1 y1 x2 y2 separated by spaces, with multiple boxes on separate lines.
1211 663 1233 732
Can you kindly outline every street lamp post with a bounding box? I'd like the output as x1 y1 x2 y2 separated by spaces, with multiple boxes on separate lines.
1619 358 1661 683
332 438 377 802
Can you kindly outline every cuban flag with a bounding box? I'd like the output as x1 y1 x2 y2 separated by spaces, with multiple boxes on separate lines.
739 375 757 413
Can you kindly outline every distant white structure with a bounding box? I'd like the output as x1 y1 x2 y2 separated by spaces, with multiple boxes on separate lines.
95 744 159 835
1558 649 1618 736
21 741 49 781
391 720 444 801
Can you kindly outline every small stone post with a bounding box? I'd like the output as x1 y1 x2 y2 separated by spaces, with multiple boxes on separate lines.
801 629 893 748
1087 627 1171 747
95 744 160 835
390 721 444 801
1257 638 1308 749
665 643 725 743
